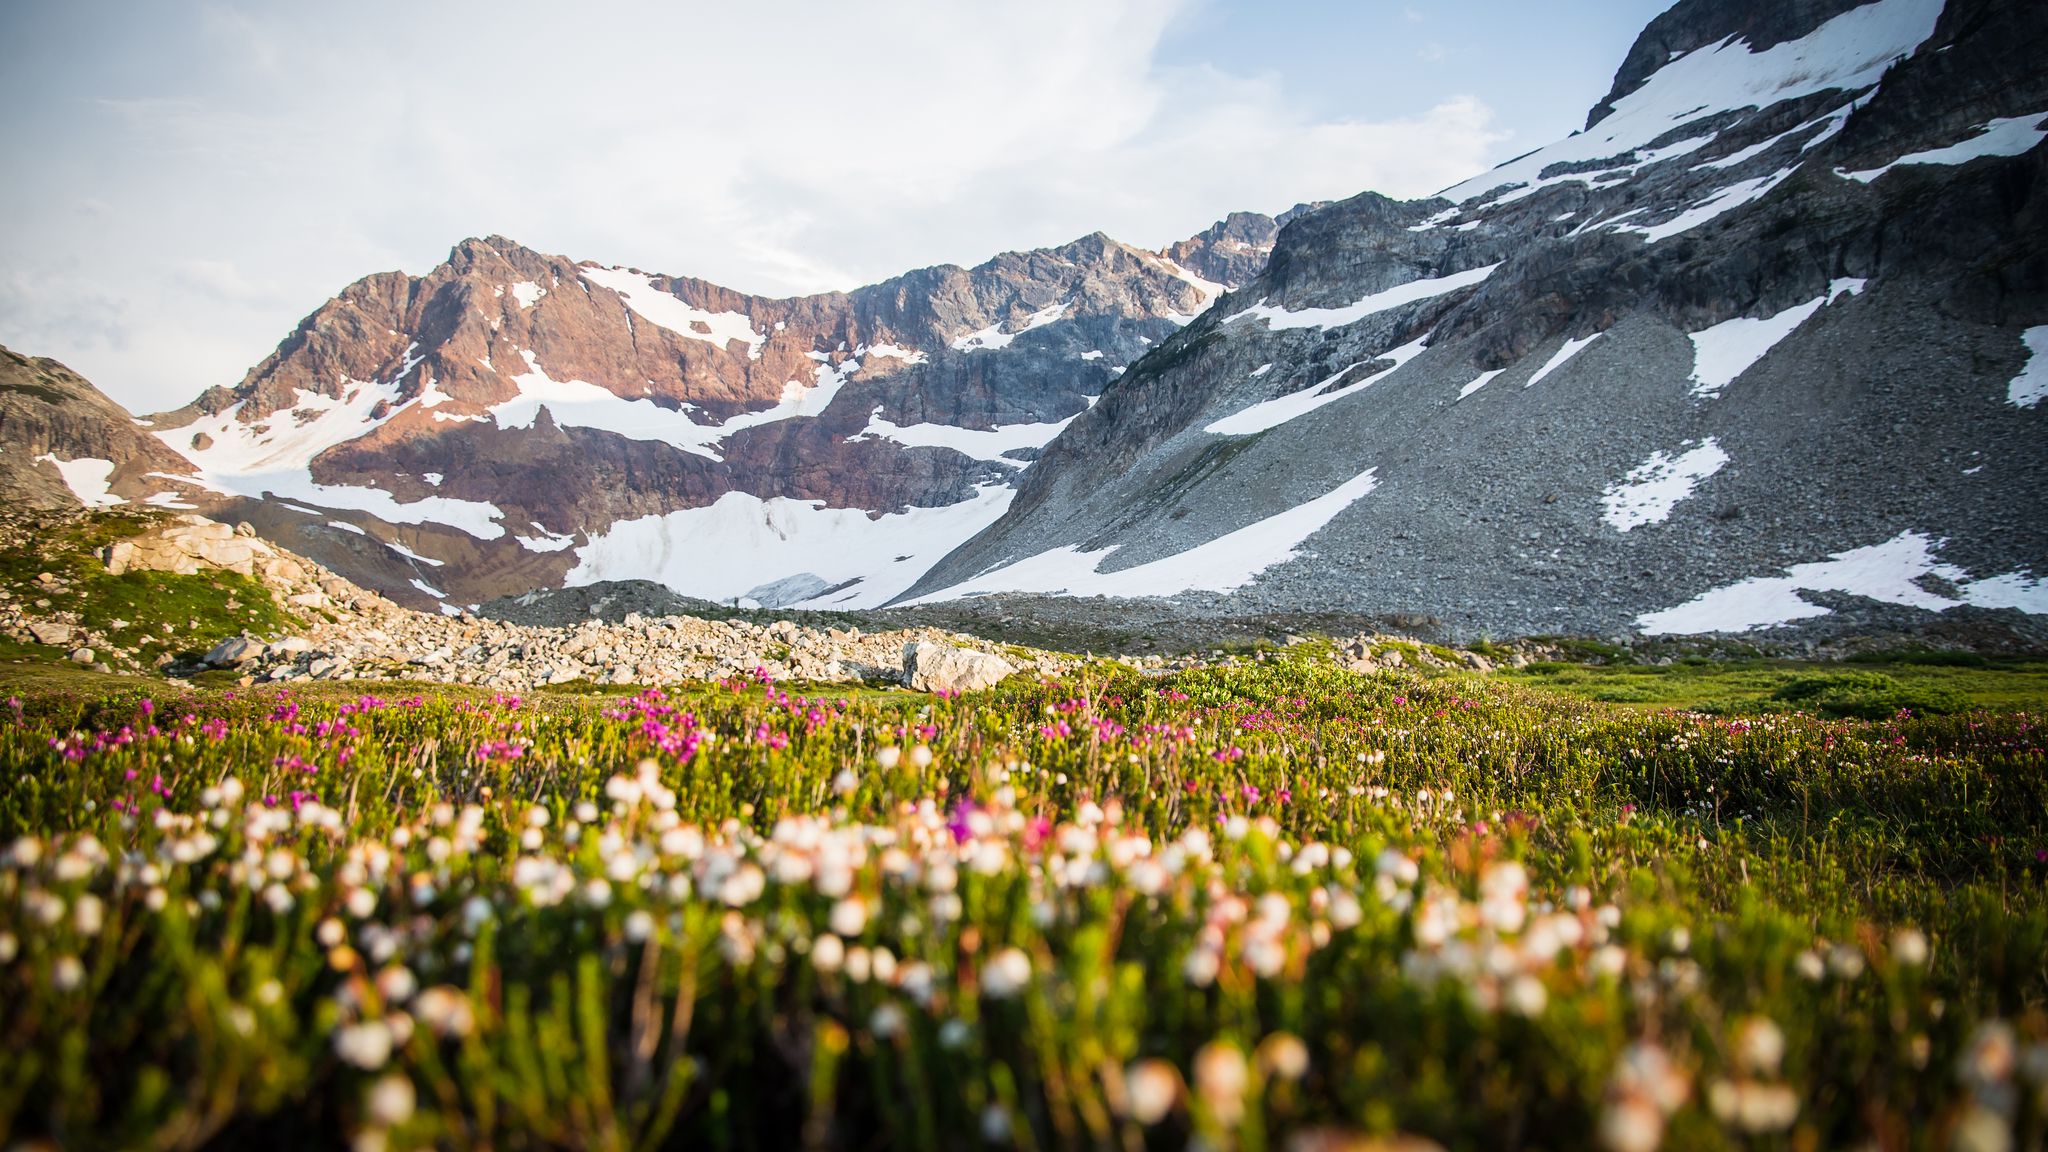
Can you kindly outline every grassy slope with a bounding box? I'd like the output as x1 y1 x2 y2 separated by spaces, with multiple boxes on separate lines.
0 511 294 676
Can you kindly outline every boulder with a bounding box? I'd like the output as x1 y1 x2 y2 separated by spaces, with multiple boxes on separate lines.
203 635 263 666
103 515 274 578
902 641 1016 694
67 647 95 665
27 621 74 646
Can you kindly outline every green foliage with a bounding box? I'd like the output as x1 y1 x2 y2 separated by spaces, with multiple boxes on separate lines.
0 512 295 673
1770 670 1970 719
0 661 2041 1150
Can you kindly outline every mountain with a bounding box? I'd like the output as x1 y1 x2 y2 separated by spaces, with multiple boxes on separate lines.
903 0 2048 640
0 345 196 510
137 221 1287 612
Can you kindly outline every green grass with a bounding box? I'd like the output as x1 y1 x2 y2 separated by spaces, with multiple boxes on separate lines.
0 511 295 674
0 657 2042 1151
1498 655 2048 715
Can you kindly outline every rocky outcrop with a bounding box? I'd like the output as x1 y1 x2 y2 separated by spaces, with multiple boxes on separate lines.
909 0 2048 641
901 640 1018 694
104 516 305 581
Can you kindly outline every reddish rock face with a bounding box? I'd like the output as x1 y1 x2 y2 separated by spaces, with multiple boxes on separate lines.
138 220 1280 610
0 345 197 509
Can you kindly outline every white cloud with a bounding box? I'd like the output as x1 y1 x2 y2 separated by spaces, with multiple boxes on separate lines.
0 0 1508 412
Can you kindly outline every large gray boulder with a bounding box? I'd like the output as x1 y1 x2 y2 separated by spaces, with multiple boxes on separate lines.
203 635 262 667
26 621 74 646
901 641 1016 694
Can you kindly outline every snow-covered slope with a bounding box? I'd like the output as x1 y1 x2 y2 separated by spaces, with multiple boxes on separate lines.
908 0 2048 640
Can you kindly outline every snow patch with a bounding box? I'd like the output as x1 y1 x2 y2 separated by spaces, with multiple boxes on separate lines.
1639 531 2048 634
1840 112 2048 182
1611 166 1799 243
1206 337 1430 436
410 578 446 599
1525 333 1602 387
1457 369 1505 400
2009 327 2048 408
491 350 853 461
510 281 545 308
328 520 366 536
906 468 1380 604
33 454 121 507
1687 279 1863 399
951 300 1068 352
155 382 508 539
1223 264 1498 333
384 539 444 567
851 406 1077 462
863 343 929 365
1600 438 1729 531
566 484 1018 610
579 266 766 359
514 526 576 554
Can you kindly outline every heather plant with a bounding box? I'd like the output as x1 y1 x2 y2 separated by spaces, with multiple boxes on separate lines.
0 661 2042 1150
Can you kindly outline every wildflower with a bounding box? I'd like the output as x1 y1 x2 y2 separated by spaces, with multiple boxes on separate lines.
1125 1059 1181 1124
1892 927 1930 967
869 1003 906 1039
829 896 867 938
52 954 85 992
411 987 475 1038
1256 1032 1310 1081
1505 973 1548 1017
364 1074 416 1127
1733 1016 1785 1077
1598 1095 1665 1152
335 1021 394 1069
811 933 846 973
1193 1041 1249 1126
875 746 902 770
981 948 1031 999
624 909 656 943
73 893 104 936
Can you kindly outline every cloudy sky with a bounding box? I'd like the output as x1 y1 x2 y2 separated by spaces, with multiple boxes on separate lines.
0 0 1665 412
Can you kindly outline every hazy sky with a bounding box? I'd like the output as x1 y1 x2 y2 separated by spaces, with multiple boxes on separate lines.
0 0 1666 412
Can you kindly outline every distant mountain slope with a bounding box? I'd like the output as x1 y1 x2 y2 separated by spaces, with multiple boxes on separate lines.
0 345 195 511
905 0 2048 639
138 219 1290 612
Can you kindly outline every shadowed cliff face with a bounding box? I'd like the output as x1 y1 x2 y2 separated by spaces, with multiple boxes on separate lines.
905 0 2048 641
130 219 1281 612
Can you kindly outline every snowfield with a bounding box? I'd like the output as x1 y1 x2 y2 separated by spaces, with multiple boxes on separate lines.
904 469 1379 604
1600 439 1730 532
565 484 1019 610
34 454 121 507
1638 531 2048 634
1206 339 1429 436
578 266 765 359
1222 265 1498 334
1687 280 1865 399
